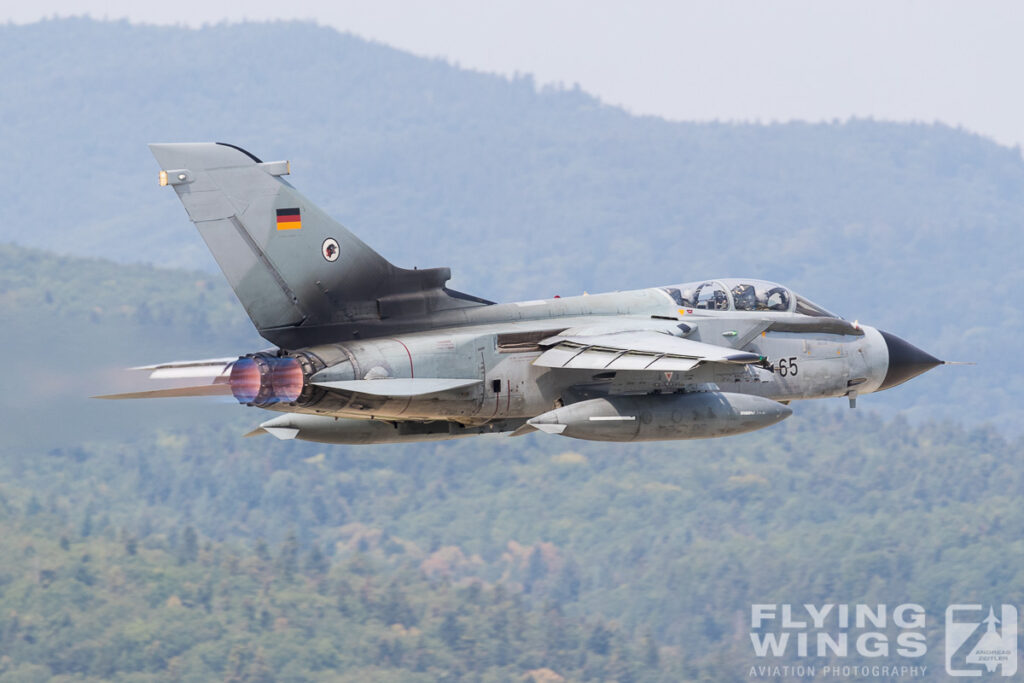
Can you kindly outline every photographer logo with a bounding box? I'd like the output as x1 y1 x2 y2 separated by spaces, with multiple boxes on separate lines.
946 604 1017 677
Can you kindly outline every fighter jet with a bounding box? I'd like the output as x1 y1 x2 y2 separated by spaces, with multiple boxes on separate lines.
97 142 945 444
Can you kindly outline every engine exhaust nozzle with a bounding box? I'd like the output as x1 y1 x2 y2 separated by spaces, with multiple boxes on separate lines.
229 355 305 405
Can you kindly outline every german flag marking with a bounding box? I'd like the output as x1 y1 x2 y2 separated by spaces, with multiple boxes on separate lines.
276 208 302 230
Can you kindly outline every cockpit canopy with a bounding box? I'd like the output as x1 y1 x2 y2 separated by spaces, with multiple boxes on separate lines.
660 279 839 317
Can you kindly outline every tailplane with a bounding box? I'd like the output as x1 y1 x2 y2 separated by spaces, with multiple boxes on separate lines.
149 142 488 347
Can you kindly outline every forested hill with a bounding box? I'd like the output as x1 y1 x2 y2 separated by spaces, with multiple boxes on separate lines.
2 409 1021 682
0 241 1022 679
1 289 1022 679
3 18 1021 306
0 18 1018 430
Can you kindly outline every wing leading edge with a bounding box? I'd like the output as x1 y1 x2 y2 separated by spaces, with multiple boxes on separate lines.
534 331 762 372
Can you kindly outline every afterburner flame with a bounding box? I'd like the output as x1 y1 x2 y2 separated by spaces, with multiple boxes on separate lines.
229 356 303 405
229 358 260 403
270 358 304 403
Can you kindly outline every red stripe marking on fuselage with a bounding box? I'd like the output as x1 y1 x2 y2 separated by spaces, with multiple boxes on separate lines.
384 338 413 416
388 338 414 378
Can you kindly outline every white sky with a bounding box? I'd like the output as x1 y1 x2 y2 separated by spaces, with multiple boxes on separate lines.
10 1 1024 148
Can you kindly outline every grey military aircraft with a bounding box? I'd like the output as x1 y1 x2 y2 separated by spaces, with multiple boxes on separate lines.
97 142 945 445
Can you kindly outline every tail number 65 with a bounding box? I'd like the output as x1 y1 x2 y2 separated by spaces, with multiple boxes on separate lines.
776 357 799 377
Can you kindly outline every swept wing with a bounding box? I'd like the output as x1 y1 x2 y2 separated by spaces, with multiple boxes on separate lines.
534 331 763 372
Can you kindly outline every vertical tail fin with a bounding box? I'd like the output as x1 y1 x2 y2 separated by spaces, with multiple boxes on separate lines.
149 143 486 347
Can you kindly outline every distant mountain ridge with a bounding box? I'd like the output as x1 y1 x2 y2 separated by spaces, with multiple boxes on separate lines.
0 18 1019 430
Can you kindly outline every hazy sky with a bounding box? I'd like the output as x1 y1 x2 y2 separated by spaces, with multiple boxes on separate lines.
10 1 1024 148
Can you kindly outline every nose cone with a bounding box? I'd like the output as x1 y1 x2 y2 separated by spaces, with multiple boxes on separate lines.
877 330 943 391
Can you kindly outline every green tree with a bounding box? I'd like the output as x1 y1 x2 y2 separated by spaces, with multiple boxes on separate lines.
255 537 271 562
79 511 92 538
524 546 546 594
439 612 462 650
305 543 330 575
587 622 612 656
179 525 198 564
641 627 659 669
25 495 42 516
277 530 299 580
